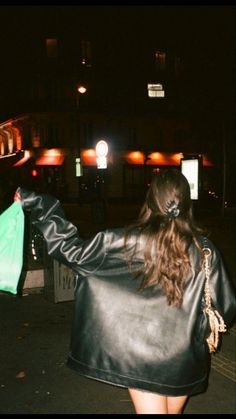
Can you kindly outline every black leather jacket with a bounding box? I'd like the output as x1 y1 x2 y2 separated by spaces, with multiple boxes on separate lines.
18 187 236 396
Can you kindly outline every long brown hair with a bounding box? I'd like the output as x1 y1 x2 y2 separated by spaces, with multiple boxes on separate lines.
125 168 203 307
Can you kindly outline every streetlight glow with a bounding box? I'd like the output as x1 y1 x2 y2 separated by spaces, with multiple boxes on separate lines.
96 140 108 169
77 85 87 94
96 140 108 157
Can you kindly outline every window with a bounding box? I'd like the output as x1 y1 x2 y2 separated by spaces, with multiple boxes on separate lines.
46 38 58 59
147 83 165 98
80 40 92 67
155 51 166 71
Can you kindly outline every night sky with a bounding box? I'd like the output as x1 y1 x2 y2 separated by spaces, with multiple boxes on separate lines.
0 5 235 149
0 5 235 114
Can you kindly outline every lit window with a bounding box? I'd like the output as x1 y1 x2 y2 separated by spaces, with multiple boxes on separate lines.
155 51 166 71
147 83 165 98
46 38 58 59
80 40 92 67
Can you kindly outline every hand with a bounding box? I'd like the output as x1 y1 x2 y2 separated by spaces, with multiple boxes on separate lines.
14 191 21 202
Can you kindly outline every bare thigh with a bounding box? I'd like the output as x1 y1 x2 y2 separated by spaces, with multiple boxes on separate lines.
128 388 188 414
167 395 188 414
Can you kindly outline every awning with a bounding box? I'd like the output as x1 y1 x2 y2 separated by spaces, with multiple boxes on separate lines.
123 151 213 167
14 150 32 167
35 155 65 166
34 148 65 166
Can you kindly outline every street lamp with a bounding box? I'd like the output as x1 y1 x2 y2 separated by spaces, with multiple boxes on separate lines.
77 85 87 94
75 83 88 199
76 83 87 107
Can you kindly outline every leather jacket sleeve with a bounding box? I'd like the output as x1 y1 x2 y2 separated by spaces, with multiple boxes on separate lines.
16 187 107 275
206 244 236 328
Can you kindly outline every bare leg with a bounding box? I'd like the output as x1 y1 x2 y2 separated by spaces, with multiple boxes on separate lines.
128 388 168 414
167 395 188 414
128 389 188 414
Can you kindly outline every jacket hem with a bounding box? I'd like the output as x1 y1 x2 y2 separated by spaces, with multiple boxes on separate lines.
66 356 208 396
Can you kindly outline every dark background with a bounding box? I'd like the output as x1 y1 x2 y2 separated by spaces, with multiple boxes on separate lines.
0 5 235 118
0 5 235 204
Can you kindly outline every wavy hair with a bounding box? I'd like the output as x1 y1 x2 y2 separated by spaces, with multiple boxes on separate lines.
125 168 204 307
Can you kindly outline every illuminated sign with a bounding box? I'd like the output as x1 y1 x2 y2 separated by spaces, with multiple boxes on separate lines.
95 140 108 169
181 158 200 200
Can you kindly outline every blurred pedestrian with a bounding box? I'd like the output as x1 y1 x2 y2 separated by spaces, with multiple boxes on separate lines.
14 168 236 414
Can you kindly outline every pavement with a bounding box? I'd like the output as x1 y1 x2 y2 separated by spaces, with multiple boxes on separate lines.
0 204 235 414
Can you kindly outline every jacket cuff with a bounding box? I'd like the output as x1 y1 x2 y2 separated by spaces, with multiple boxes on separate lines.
16 187 65 223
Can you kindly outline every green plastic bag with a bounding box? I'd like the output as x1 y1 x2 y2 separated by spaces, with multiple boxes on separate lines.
0 201 24 294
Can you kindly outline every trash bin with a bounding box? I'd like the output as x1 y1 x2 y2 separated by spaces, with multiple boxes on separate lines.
22 220 76 303
44 256 76 303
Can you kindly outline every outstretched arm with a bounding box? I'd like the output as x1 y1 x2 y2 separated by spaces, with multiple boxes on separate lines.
15 187 107 275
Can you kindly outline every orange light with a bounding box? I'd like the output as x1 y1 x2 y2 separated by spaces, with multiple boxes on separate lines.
35 148 65 166
172 153 183 164
203 156 213 167
150 152 160 160
124 151 184 166
146 152 160 164
124 151 145 165
145 152 182 166
81 149 97 166
14 150 32 166
31 169 38 177
35 156 64 166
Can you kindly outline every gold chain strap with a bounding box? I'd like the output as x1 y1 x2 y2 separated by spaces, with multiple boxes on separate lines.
203 247 227 353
